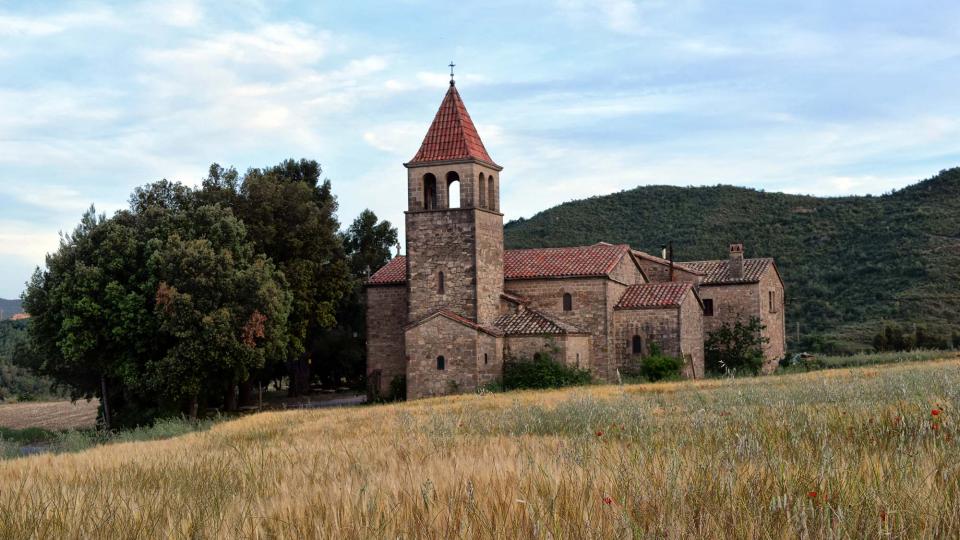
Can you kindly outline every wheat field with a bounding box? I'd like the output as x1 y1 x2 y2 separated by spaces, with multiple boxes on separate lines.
0 360 958 539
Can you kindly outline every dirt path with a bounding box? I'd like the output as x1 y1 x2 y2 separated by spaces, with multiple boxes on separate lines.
0 400 99 430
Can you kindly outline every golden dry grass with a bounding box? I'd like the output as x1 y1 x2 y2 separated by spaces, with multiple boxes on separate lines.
1 360 959 538
0 399 98 430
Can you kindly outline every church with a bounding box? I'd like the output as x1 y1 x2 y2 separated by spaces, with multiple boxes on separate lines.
366 77 786 400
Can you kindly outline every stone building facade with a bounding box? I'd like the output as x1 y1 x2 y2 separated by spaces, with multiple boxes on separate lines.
365 80 786 399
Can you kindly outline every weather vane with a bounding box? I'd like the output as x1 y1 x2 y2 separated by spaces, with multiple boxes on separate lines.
449 61 456 85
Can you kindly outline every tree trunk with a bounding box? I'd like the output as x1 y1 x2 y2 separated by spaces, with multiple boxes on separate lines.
100 374 112 431
189 394 199 420
238 379 254 407
225 379 238 412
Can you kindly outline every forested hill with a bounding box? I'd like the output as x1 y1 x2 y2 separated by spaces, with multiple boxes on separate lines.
504 167 960 352
0 299 22 320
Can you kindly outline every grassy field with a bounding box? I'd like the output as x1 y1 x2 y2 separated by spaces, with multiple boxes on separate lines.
0 399 98 430
0 360 958 538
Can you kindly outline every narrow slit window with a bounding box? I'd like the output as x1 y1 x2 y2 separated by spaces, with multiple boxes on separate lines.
437 356 445 370
632 335 643 354
703 299 714 317
563 293 573 311
438 272 445 295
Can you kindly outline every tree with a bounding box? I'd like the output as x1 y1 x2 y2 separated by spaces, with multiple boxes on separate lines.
17 193 292 426
231 160 353 396
704 317 769 375
314 210 398 389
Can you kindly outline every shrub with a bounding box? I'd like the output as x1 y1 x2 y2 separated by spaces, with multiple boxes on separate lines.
705 317 768 375
503 351 592 390
388 375 406 402
640 353 685 382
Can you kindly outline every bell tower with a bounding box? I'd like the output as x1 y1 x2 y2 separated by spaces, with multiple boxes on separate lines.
404 77 504 325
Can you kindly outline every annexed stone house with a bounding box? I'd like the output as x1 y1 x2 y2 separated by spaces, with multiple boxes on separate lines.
629 245 787 372
365 78 784 399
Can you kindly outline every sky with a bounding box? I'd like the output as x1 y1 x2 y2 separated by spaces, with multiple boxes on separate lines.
1 0 959 298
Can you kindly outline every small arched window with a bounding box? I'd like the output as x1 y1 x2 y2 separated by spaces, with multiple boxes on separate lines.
562 293 573 311
487 176 496 211
478 173 487 208
632 335 643 354
423 174 437 210
438 272 445 295
446 171 460 208
437 356 445 370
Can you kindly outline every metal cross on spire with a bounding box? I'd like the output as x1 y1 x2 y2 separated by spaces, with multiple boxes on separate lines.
449 61 456 85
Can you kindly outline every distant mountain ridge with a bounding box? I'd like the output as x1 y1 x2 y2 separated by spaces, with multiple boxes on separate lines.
0 298 23 320
504 167 960 352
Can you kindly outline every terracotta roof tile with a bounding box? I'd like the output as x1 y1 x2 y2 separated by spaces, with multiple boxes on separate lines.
367 257 406 285
504 243 630 280
408 84 497 166
681 258 773 284
367 243 632 285
494 306 586 335
615 282 692 309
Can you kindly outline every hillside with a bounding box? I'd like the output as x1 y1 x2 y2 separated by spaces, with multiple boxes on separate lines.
504 167 960 352
0 360 957 536
0 299 21 321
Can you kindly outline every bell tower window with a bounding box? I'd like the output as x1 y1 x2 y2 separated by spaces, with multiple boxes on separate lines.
488 175 496 211
479 173 487 208
446 171 460 208
423 174 437 210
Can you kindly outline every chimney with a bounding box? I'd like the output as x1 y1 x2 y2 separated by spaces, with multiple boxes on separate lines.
728 243 744 279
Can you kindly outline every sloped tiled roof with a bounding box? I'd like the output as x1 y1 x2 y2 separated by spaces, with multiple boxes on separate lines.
631 250 704 275
405 308 503 336
680 258 774 285
367 243 632 285
616 282 693 309
504 243 630 280
367 256 406 285
407 84 497 167
494 307 587 335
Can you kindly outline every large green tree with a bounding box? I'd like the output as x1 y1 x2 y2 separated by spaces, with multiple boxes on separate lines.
18 193 292 426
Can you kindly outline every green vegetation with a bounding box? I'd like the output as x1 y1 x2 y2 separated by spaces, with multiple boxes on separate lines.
619 343 684 382
778 349 959 374
0 417 215 459
15 159 397 428
0 320 59 401
705 317 768 375
504 167 960 353
503 349 592 390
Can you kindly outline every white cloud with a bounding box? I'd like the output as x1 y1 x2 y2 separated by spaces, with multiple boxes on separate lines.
141 0 204 27
0 7 118 37
0 220 60 263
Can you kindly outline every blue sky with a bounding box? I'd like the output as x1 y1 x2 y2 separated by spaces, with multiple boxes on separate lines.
1 0 959 298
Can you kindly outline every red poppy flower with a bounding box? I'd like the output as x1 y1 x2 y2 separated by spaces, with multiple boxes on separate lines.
932 409 941 416
807 491 817 498
602 496 613 505
932 424 940 431
596 431 603 437
880 510 887 522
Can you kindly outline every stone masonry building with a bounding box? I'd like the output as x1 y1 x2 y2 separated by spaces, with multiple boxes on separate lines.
366 79 786 399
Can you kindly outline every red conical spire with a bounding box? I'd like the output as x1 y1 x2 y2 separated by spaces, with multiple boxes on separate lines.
407 83 498 167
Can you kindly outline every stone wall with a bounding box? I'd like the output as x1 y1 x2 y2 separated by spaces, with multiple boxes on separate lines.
474 209 504 325
365 285 408 395
635 257 702 284
504 334 592 368
505 278 614 381
612 307 682 370
699 277 785 373
758 266 786 371
477 333 504 388
405 314 482 399
678 289 705 378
